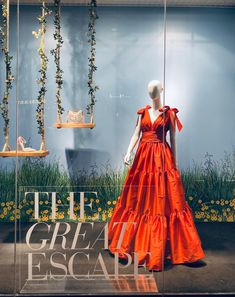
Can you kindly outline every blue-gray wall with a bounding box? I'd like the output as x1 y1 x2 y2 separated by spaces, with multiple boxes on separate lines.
0 5 235 172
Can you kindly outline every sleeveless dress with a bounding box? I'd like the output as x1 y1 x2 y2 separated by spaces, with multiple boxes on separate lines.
108 104 205 271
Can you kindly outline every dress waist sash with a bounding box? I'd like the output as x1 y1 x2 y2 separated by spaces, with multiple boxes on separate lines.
141 131 163 143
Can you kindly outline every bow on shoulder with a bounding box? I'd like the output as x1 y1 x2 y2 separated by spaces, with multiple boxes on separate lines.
169 107 183 132
159 105 183 132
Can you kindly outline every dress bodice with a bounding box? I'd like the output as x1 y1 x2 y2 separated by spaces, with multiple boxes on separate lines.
136 104 182 142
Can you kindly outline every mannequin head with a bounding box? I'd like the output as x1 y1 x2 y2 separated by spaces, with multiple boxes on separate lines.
148 80 163 100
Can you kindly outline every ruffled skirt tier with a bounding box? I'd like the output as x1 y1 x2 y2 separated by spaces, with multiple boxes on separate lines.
108 141 205 271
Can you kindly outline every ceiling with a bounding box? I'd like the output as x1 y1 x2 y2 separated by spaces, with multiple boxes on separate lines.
8 0 235 6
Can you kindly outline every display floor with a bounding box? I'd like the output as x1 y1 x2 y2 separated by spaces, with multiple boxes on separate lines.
0 222 234 295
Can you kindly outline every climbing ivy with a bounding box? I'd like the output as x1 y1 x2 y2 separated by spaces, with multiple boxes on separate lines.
50 0 64 120
0 0 14 137
32 1 51 136
86 0 99 116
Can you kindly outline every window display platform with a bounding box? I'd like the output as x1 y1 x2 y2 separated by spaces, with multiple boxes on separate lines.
0 222 235 295
21 274 157 294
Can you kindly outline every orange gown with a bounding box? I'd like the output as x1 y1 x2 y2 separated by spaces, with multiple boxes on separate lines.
108 104 205 271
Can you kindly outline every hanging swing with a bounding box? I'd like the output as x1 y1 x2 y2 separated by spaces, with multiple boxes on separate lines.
0 0 14 157
0 0 50 157
52 0 99 129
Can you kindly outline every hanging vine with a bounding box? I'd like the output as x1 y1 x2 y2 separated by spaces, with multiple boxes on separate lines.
32 0 51 137
86 0 99 116
0 0 14 138
50 0 64 122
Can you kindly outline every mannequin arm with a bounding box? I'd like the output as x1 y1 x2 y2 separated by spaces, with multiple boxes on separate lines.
169 113 177 167
124 115 142 165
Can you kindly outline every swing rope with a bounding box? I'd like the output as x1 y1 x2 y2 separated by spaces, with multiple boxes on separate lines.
50 0 64 124
32 0 51 150
0 0 14 152
86 0 99 124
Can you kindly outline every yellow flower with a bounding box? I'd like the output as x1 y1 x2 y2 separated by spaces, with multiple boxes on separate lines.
226 214 233 222
57 200 62 204
211 214 217 221
107 201 111 205
189 196 193 201
225 200 229 204
96 199 100 203
56 213 64 219
198 199 202 204
45 200 49 205
93 214 99 220
84 197 88 202
39 201 43 205
216 200 220 205
195 213 201 219
10 216 14 221
1 202 5 207
98 207 102 212
90 198 94 202
227 208 231 212
112 201 117 205
108 213 112 218
41 215 48 222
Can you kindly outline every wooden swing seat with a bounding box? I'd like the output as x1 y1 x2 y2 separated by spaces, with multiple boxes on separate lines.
0 150 49 158
54 122 95 129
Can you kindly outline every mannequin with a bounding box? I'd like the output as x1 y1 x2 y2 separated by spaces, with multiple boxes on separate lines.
124 80 177 166
108 81 205 271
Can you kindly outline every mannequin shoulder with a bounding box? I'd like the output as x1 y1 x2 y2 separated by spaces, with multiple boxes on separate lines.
137 107 145 115
137 104 150 115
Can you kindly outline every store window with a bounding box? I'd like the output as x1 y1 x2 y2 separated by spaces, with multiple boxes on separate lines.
0 0 235 296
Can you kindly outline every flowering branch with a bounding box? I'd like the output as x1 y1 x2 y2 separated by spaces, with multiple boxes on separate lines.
50 0 64 122
86 0 99 116
32 0 51 137
0 0 14 138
